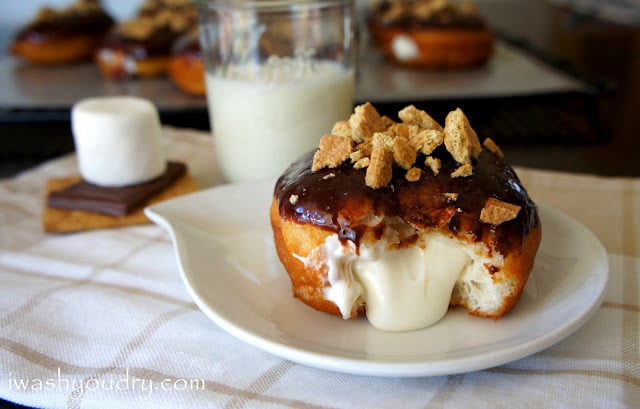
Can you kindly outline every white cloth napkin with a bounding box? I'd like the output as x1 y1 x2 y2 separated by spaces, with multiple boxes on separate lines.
0 128 638 409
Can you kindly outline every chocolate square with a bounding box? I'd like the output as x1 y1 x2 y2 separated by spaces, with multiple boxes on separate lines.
47 161 186 216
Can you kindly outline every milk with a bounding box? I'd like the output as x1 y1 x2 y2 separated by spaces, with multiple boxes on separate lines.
206 61 355 183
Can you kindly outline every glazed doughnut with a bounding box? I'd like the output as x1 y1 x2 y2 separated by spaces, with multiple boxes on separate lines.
10 0 114 65
96 0 196 79
168 29 205 96
368 0 494 69
270 103 541 331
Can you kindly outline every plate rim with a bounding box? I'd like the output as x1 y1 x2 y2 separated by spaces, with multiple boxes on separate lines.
145 182 609 377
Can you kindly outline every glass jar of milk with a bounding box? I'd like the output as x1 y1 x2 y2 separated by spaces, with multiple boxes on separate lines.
195 0 356 183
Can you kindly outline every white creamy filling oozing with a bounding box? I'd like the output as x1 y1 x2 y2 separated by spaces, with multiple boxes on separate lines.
298 231 501 332
316 235 363 320
354 239 469 331
391 35 420 61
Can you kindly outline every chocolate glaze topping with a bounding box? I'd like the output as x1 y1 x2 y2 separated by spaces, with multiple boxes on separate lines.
101 27 179 59
372 0 487 29
15 10 114 44
274 148 538 256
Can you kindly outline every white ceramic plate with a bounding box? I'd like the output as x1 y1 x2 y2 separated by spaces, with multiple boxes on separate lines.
145 180 608 377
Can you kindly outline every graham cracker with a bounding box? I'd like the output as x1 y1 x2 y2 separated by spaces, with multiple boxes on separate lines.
42 170 198 234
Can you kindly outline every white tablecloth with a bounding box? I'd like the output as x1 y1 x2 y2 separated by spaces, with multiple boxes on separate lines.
0 127 638 408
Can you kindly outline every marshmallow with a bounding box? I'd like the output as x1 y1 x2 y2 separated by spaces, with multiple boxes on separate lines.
71 96 166 187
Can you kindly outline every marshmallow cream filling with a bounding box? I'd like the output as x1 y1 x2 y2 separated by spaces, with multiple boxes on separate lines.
296 231 503 332
391 35 420 62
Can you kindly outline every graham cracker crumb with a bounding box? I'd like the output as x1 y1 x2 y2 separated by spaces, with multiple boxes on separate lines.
483 137 504 158
388 123 418 139
354 157 370 169
398 105 443 131
379 1 408 24
312 134 354 171
405 167 421 182
372 132 393 149
350 150 364 163
392 136 417 170
480 197 521 225
451 163 473 178
355 140 373 157
365 143 393 189
410 129 444 155
425 156 441 175
331 121 352 139
349 102 388 143
444 108 482 164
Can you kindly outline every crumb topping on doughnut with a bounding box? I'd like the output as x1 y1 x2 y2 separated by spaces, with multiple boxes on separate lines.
483 137 504 158
140 0 192 13
117 0 196 41
33 0 104 22
312 102 487 188
480 197 521 226
372 0 486 29
373 0 485 27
